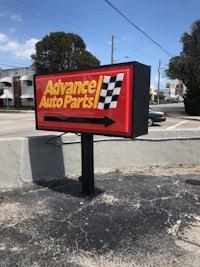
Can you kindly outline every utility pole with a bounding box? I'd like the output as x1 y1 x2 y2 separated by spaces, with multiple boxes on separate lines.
111 36 114 64
157 59 161 105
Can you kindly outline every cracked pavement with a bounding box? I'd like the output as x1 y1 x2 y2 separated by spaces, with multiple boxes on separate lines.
0 166 200 267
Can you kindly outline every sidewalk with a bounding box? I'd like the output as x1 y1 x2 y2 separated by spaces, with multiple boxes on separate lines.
1 165 200 267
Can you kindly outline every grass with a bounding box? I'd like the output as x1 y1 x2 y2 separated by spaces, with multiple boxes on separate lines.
0 108 34 113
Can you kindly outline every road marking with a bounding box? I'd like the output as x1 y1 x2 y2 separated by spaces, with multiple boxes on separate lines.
167 120 187 130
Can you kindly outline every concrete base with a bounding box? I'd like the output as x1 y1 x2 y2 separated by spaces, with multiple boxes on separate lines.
0 130 200 188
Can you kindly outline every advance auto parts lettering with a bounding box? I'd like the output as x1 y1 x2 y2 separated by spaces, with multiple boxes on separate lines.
38 73 124 110
38 76 103 109
35 62 150 138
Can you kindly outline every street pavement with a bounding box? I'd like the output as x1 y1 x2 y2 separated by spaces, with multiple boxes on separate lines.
0 103 199 138
1 166 200 267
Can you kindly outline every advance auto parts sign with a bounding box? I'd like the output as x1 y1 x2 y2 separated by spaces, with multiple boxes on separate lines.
35 62 148 138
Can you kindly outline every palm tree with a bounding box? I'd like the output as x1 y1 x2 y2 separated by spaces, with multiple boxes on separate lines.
181 20 200 57
165 20 200 115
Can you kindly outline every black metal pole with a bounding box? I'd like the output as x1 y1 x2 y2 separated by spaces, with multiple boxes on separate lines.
81 133 94 195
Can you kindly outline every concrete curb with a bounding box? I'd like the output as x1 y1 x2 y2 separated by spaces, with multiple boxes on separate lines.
0 130 200 188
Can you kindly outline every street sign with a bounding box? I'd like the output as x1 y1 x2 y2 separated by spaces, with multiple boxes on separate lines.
34 62 150 195
35 62 150 138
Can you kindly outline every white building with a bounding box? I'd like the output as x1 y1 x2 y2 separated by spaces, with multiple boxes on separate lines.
157 82 186 102
161 87 176 100
150 84 156 101
0 67 35 109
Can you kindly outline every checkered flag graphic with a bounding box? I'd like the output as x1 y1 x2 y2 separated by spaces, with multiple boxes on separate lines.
97 73 124 110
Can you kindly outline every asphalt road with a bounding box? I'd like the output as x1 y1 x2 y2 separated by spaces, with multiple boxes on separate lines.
0 110 61 138
150 103 200 130
1 166 200 267
0 103 199 138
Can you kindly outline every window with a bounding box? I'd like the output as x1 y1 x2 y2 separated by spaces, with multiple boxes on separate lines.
27 80 33 86
4 82 11 87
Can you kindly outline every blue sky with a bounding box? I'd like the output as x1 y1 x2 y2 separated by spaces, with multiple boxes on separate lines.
0 0 199 88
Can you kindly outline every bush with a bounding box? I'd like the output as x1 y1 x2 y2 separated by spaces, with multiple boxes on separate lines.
184 95 200 115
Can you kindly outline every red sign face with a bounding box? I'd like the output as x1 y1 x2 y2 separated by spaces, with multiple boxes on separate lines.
35 63 134 137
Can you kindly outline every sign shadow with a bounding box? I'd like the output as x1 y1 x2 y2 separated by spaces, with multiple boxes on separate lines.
28 134 103 198
28 135 65 182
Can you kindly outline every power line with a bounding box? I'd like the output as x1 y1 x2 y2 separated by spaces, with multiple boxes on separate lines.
0 0 111 67
104 0 173 57
0 0 171 69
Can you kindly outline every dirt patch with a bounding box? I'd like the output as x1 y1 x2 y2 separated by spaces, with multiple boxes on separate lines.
167 214 200 256
117 164 200 177
0 199 51 226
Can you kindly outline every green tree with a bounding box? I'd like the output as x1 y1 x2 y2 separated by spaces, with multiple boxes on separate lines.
165 20 200 115
31 32 100 74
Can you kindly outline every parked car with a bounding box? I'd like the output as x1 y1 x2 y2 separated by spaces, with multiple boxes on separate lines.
166 97 179 103
148 108 166 127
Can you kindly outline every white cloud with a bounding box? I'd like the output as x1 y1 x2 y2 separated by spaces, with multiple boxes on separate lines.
0 33 38 59
10 14 22 22
0 33 9 43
